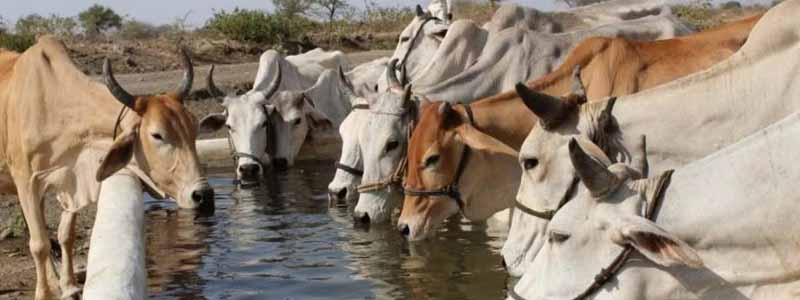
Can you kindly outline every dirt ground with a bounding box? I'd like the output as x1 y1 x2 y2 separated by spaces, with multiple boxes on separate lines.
0 49 390 299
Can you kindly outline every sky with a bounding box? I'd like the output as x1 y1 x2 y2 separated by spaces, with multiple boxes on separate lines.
2 0 771 27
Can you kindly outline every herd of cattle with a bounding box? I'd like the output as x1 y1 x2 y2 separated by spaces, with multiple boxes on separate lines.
1 0 799 298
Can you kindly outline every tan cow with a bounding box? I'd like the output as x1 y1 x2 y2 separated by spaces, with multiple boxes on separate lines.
0 36 213 299
397 13 762 242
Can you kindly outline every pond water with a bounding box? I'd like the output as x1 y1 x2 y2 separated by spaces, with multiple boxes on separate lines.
143 160 512 300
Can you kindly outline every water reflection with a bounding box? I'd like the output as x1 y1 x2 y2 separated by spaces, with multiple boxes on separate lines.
145 161 510 299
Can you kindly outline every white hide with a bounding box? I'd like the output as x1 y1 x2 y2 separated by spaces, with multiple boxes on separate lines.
505 0 800 276
513 111 800 299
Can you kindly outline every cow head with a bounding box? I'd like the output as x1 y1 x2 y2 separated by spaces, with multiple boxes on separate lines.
502 73 592 276
266 68 355 170
398 102 519 241
386 4 450 87
96 48 214 212
511 138 700 299
198 64 282 183
327 99 370 204
353 60 417 224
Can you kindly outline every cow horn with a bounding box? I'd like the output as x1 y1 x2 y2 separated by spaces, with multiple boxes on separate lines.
571 65 586 98
632 135 649 177
175 47 194 100
386 59 401 89
103 58 136 110
416 5 425 17
515 82 565 129
569 138 619 197
338 66 356 95
206 65 227 99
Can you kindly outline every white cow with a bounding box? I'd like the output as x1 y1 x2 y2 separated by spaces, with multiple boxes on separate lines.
345 57 389 97
505 0 799 276
266 68 357 168
352 13 691 224
512 112 800 299
327 96 370 204
199 49 349 182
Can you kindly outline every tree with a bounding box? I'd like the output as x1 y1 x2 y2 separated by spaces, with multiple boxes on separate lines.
0 16 6 34
556 0 608 8
310 0 351 43
272 0 312 17
78 4 122 36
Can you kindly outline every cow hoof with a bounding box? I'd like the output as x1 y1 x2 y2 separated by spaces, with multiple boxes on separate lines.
61 286 82 300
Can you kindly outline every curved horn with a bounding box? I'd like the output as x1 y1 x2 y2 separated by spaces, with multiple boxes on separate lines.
571 65 586 98
103 58 136 110
569 138 619 197
632 135 649 177
416 5 426 17
386 59 401 89
338 66 356 95
206 65 226 99
262 63 282 99
175 47 194 100
515 82 565 129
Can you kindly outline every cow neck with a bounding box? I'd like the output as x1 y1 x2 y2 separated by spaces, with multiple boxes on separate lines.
469 92 538 150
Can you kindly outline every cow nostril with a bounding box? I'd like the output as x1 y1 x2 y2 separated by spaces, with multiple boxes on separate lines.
336 188 347 200
400 224 410 236
238 164 261 177
192 187 215 203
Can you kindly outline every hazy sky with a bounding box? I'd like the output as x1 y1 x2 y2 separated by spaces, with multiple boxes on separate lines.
2 0 770 27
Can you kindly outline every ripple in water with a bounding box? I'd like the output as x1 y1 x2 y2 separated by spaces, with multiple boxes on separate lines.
144 160 511 299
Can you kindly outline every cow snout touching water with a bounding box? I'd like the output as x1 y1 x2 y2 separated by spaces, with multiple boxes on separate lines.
188 182 215 213
238 163 262 181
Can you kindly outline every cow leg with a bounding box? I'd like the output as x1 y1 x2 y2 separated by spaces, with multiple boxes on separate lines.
58 211 81 299
18 188 59 300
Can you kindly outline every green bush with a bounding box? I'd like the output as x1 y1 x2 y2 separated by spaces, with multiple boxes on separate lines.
0 32 36 52
205 8 314 44
15 14 77 37
672 2 719 31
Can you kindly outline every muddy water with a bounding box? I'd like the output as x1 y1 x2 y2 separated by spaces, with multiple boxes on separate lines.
144 161 511 299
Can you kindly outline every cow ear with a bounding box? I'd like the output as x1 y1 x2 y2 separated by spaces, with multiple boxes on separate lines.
454 125 518 158
96 131 137 182
198 113 227 134
609 215 703 268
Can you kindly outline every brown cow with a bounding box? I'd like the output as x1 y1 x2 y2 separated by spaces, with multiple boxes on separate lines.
397 13 763 241
0 36 213 299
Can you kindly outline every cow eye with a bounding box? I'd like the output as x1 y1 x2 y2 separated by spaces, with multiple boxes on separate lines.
523 158 539 170
225 124 233 131
385 140 399 153
548 230 570 244
400 36 410 42
293 119 302 126
424 155 440 168
151 133 164 141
